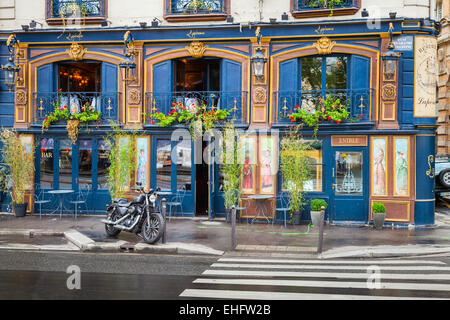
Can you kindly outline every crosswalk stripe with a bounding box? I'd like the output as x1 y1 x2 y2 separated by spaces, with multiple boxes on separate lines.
211 263 450 271
179 289 442 300
203 269 450 281
218 258 447 265
193 278 450 292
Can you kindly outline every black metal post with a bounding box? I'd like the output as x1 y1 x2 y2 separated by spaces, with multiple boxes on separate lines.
231 205 236 251
162 198 167 244
317 205 325 254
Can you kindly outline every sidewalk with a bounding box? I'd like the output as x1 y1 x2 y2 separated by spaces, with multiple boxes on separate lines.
2 204 450 259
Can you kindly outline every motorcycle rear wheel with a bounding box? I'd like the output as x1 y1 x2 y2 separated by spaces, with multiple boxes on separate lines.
141 213 165 244
105 209 121 237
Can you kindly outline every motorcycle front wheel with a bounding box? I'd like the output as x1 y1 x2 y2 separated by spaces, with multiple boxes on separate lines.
141 213 165 244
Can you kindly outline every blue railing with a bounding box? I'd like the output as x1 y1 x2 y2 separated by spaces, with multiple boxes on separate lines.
145 91 248 125
33 91 120 124
47 0 105 18
273 88 374 124
294 0 356 11
166 0 226 15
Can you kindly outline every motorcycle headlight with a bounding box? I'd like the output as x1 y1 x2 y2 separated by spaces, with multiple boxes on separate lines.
149 195 156 203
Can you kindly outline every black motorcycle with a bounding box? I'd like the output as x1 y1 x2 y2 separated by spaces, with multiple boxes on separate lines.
102 184 165 244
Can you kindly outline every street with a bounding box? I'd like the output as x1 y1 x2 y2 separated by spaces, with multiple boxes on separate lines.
1 250 450 300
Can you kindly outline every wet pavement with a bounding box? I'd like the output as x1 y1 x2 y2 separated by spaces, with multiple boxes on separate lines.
1 203 450 253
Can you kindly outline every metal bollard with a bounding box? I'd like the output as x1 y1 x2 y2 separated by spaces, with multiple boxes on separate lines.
317 205 325 254
231 205 236 251
162 198 167 244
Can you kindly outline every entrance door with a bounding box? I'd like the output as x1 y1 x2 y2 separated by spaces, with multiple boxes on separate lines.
331 148 369 223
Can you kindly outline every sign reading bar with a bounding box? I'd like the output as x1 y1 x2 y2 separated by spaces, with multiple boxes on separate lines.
331 135 367 147
414 36 437 118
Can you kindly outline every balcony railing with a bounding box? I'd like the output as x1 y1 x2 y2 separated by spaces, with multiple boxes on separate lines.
165 0 227 16
145 91 248 125
272 88 374 124
33 91 120 124
47 0 105 22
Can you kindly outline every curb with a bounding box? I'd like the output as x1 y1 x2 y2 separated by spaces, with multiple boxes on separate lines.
318 245 450 259
63 230 95 250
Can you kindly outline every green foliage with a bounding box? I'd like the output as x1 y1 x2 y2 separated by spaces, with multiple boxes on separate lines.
104 121 138 201
310 199 328 211
153 101 230 140
372 202 386 214
0 129 34 204
279 126 313 221
221 121 243 210
282 95 354 137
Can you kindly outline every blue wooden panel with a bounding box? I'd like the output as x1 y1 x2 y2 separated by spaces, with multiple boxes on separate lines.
278 58 299 119
37 63 55 92
153 60 173 114
101 62 119 120
221 58 242 113
349 55 370 117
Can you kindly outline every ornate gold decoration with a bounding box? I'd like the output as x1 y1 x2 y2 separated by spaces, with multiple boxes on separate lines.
186 41 208 58
15 90 27 104
426 155 435 178
66 42 88 61
382 83 396 100
313 37 336 55
253 87 267 104
127 88 141 105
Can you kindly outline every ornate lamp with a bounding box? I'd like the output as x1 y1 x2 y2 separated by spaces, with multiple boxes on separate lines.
382 23 400 81
1 34 20 91
120 31 137 84
251 47 267 79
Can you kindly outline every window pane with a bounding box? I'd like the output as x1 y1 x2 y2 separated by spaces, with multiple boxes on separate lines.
326 56 347 90
301 57 322 91
156 140 171 191
335 151 363 195
304 149 323 192
78 140 92 189
97 139 110 190
40 138 54 189
59 139 72 189
176 140 191 191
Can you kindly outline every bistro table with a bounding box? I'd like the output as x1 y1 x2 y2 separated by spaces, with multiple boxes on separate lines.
48 189 74 219
248 194 274 224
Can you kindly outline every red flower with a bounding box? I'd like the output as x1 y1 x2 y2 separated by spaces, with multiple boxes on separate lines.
360 114 363 117
49 116 52 119
289 116 294 120
45 117 48 121
291 120 295 122
295 105 299 109
40 148 45 152
150 120 155 124
57 88 60 92
64 105 67 109
66 148 70 152
336 120 340 124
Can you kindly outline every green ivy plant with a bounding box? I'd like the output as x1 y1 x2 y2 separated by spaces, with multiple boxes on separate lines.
279 126 314 223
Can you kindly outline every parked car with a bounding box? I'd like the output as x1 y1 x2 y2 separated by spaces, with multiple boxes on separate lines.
435 155 450 198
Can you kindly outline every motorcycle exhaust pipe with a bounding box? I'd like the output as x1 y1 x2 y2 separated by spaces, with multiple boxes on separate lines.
112 216 140 231
101 213 130 225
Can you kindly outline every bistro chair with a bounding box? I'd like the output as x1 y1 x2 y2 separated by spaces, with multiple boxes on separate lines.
166 186 186 221
275 195 291 228
34 187 51 220
70 185 90 219
226 189 248 224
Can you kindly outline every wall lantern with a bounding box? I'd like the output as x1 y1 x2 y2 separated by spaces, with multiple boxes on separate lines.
120 31 137 84
381 23 400 81
251 27 267 79
1 34 21 91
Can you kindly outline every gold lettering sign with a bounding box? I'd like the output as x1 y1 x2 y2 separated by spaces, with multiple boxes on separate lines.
414 36 437 118
331 135 368 147
41 152 53 158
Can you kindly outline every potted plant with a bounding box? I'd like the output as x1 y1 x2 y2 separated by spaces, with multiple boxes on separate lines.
310 199 327 226
279 126 313 224
0 129 34 217
372 202 386 229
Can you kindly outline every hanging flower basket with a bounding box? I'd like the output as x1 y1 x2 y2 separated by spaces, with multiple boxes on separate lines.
42 90 102 144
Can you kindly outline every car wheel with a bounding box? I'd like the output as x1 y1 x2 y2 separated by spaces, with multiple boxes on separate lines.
439 169 450 188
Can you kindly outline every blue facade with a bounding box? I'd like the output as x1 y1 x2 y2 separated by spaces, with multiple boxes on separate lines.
0 17 440 225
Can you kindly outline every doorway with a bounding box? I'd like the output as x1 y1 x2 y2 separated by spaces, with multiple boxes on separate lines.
195 141 209 216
